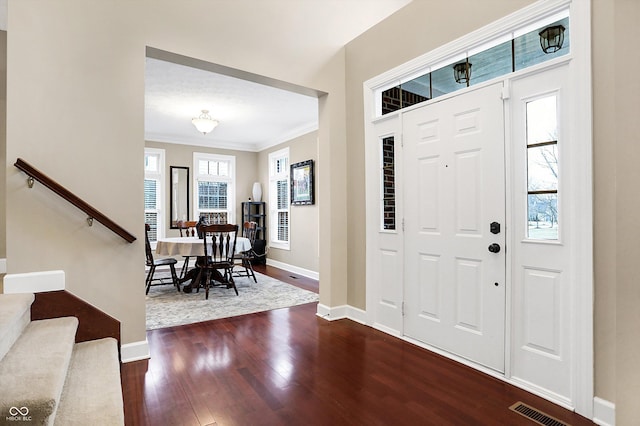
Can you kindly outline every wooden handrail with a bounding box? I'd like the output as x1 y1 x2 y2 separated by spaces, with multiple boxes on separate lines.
14 158 137 243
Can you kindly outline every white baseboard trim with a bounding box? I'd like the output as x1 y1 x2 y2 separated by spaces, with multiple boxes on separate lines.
3 270 65 293
121 339 151 363
266 259 319 281
316 303 367 324
593 397 615 426
0 258 6 274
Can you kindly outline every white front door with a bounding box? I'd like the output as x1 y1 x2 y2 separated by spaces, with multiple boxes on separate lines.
403 83 506 372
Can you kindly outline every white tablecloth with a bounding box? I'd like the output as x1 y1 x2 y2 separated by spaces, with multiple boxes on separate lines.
156 236 251 257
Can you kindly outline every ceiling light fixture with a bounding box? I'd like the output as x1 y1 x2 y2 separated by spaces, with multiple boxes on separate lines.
191 110 219 135
539 25 565 54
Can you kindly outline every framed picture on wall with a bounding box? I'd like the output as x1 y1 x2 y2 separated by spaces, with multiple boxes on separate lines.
291 159 314 205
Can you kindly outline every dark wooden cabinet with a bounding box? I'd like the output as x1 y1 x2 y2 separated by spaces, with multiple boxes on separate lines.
241 202 266 263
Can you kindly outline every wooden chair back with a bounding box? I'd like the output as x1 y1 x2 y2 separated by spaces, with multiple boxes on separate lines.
176 220 198 237
201 224 238 266
144 224 154 266
242 221 258 245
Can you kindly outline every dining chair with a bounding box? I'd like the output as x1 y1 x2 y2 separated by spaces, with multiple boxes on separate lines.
195 223 239 299
176 220 198 237
175 219 199 279
233 221 258 283
145 224 180 294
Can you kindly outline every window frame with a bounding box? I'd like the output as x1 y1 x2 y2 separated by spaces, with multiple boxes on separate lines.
144 148 165 243
269 147 290 250
192 152 236 225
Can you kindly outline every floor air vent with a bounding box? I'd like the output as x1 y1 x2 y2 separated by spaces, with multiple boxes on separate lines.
509 402 570 426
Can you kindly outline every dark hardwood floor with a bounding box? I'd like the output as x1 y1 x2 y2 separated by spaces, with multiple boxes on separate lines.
122 265 593 425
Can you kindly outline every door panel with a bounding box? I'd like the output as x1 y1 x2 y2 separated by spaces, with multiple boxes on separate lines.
403 83 506 372
510 65 572 400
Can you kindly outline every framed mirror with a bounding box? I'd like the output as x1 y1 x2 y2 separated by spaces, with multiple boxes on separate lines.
170 166 190 229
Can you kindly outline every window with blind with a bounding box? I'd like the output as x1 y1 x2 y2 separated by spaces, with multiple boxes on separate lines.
193 153 235 225
269 148 290 250
144 148 165 242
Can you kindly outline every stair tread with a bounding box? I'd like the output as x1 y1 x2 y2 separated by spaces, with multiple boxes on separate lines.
0 293 34 361
0 317 78 423
54 338 124 425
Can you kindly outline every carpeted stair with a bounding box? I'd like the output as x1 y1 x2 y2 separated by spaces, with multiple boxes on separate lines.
0 293 124 425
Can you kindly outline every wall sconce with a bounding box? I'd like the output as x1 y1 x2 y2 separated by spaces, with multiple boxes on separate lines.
453 61 472 86
539 25 565 54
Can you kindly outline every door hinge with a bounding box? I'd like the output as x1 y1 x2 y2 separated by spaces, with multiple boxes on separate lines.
402 218 405 232
402 301 405 316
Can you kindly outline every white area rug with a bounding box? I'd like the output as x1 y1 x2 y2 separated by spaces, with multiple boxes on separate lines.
145 271 318 330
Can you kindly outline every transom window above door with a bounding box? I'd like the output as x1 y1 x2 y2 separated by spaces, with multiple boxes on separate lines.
378 13 569 116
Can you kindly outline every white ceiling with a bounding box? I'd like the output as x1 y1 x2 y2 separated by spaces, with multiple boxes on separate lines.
145 57 320 152
143 0 413 152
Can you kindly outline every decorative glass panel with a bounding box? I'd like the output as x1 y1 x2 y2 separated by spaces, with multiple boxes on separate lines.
381 136 395 230
526 95 559 240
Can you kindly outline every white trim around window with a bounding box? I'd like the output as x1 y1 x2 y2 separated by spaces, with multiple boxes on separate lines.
192 152 236 225
144 147 165 242
269 147 290 250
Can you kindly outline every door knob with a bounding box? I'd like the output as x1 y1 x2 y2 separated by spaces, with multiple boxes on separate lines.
488 243 501 253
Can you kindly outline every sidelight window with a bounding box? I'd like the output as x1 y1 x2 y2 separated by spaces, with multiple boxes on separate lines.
380 136 396 230
526 95 558 240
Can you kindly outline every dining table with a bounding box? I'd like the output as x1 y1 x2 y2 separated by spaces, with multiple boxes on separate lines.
156 235 251 292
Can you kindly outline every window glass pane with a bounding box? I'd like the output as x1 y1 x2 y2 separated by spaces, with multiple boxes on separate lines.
381 136 395 230
430 65 459 99
527 96 557 144
198 160 209 175
144 179 157 209
277 211 289 241
200 212 228 224
400 75 430 109
527 145 558 191
528 193 558 240
526 93 559 240
468 40 512 86
218 161 229 177
145 154 159 173
515 18 569 71
277 179 288 209
145 212 158 241
381 86 402 115
198 181 228 209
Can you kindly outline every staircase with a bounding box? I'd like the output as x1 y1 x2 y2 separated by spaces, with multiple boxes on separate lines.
0 292 124 425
